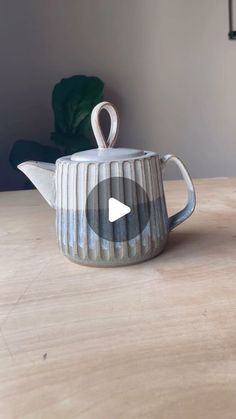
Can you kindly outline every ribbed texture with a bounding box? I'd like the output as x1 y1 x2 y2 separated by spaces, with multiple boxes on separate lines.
56 156 168 266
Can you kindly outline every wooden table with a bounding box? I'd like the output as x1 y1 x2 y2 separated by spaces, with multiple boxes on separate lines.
0 178 236 419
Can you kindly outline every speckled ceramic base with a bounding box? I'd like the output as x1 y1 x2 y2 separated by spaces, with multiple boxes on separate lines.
63 237 168 267
57 204 168 267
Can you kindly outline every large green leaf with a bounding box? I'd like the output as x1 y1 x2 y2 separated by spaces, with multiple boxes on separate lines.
52 75 87 134
9 139 62 170
52 76 104 141
50 132 92 154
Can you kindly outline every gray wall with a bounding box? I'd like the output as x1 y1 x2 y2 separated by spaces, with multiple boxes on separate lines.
0 0 235 191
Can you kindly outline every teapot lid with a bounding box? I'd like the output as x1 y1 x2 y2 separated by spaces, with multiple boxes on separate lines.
71 147 145 162
70 102 146 163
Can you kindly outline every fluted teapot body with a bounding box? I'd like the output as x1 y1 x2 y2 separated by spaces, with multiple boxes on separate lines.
18 102 196 267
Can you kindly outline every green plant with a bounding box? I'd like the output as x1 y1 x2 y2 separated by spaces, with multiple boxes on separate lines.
51 75 104 153
9 75 104 169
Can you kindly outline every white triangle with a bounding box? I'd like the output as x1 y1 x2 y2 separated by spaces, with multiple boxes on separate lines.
108 197 131 222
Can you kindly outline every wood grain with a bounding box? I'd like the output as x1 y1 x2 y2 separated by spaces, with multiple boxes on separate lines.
0 178 236 419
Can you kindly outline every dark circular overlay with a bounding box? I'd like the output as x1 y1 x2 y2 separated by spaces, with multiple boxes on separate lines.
86 177 150 242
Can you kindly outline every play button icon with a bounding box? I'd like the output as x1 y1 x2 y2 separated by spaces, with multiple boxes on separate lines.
108 198 131 222
86 177 150 242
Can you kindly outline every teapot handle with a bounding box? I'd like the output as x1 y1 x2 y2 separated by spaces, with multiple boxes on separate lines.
160 154 196 231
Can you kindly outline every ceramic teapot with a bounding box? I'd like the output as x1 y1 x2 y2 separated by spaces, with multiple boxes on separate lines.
18 101 196 267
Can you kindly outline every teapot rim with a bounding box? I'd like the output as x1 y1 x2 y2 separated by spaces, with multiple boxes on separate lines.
57 148 158 164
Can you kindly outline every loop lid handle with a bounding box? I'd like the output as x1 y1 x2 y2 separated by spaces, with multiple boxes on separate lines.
91 101 119 149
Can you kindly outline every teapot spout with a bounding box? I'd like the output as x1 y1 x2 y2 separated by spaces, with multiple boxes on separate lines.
18 161 56 208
